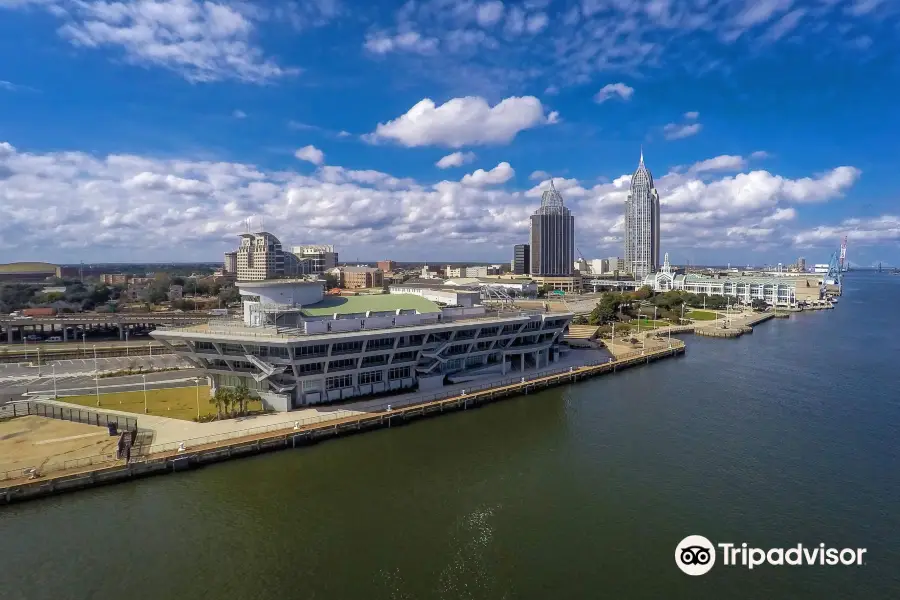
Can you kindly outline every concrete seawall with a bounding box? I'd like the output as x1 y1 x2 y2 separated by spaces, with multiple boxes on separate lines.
1 343 685 505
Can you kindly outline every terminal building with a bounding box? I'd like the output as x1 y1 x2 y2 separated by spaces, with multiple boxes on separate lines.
151 280 573 412
641 255 821 306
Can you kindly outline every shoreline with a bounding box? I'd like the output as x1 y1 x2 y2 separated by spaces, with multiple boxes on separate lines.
1 341 686 504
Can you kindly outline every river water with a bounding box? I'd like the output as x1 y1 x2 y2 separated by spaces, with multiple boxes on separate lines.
2 273 898 599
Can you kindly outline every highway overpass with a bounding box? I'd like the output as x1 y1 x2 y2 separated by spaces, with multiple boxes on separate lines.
0 313 209 344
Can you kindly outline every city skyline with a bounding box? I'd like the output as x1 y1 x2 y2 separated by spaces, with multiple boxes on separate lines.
0 1 898 265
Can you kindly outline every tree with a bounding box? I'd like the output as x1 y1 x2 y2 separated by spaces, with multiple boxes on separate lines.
232 383 252 416
633 285 654 301
751 298 768 311
209 387 233 419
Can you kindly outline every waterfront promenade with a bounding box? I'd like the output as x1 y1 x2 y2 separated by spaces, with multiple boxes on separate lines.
0 341 684 500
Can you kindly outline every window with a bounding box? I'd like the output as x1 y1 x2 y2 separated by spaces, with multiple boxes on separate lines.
221 343 244 355
359 370 383 384
478 327 499 337
388 366 411 380
361 354 389 367
475 340 493 351
392 351 418 363
195 341 216 353
295 344 328 358
332 341 363 355
326 374 353 390
366 337 395 351
454 329 477 340
500 325 520 335
443 344 469 356
398 334 425 347
328 358 357 371
296 362 324 375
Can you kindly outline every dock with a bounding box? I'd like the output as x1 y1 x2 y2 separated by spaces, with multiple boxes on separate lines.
0 341 684 504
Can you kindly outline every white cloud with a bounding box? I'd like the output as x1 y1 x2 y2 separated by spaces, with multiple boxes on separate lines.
684 111 699 120
49 0 296 83
364 31 438 55
689 155 746 173
0 141 872 261
751 150 770 159
663 122 702 140
476 1 505 27
232 110 247 119
529 170 550 181
594 83 634 103
436 152 476 169
367 96 559 148
525 12 549 33
460 162 514 186
337 130 351 138
294 145 324 165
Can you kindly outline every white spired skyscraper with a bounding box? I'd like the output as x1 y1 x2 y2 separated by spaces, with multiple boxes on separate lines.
624 149 661 279
530 180 575 276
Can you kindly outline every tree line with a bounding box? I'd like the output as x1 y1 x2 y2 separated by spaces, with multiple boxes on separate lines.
578 286 759 326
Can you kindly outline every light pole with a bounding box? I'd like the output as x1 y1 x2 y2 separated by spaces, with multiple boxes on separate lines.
93 345 100 406
82 332 87 358
194 377 201 420
142 374 148 414
125 329 129 356
149 342 152 358
36 347 41 376
52 363 58 398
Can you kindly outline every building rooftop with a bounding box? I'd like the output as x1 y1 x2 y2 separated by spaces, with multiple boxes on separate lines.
0 262 59 274
299 293 440 316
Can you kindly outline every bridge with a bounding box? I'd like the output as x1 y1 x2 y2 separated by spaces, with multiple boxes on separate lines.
585 279 642 292
0 312 209 344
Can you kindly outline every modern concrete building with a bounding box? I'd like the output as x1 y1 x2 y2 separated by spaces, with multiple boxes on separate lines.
443 277 539 297
377 260 397 273
624 150 660 279
530 180 574 277
235 232 304 281
291 245 338 275
513 244 530 276
388 283 481 307
101 274 129 285
224 251 237 275
330 266 383 289
151 280 573 411
607 256 627 274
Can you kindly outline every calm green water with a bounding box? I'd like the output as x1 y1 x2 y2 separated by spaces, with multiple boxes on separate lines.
2 273 898 599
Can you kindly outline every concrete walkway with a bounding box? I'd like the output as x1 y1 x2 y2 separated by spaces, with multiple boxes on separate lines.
36 347 611 450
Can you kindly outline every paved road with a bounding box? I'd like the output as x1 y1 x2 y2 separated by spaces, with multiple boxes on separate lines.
0 356 198 405
0 339 164 352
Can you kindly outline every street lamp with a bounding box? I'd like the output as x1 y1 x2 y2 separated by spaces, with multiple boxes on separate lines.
82 332 87 358
142 374 148 414
194 377 202 419
93 345 100 406
125 329 129 357
52 363 58 398
36 347 41 376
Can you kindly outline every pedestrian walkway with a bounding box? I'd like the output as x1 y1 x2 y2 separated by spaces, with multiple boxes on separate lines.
37 347 611 449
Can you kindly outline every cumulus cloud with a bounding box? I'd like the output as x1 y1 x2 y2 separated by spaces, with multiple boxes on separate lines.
460 162 514 186
530 170 551 181
476 1 505 27
689 155 746 173
594 83 634 104
294 145 325 165
367 96 559 148
751 150 770 159
0 140 872 261
436 152 476 169
663 122 703 140
232 110 247 119
684 111 699 120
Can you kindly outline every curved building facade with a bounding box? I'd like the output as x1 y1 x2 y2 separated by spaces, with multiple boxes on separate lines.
529 181 575 276
624 151 660 279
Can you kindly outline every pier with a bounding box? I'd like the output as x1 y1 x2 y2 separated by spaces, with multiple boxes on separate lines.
1 341 684 504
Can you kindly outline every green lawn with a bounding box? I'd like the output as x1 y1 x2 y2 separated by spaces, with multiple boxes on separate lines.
687 310 719 321
632 318 671 329
60 385 260 421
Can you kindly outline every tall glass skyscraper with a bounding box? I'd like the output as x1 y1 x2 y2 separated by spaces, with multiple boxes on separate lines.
624 150 660 279
530 180 575 276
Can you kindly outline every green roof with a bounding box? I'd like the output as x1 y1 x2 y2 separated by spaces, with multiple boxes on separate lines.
300 294 440 317
0 262 59 274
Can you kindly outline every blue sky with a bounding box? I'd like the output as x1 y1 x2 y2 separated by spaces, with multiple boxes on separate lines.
0 0 898 267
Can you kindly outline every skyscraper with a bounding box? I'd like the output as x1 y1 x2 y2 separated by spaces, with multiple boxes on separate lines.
624 149 661 279
513 244 530 275
530 181 575 276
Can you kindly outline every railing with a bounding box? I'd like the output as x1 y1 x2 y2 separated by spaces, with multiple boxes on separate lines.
0 400 138 431
1 452 119 482
142 342 684 455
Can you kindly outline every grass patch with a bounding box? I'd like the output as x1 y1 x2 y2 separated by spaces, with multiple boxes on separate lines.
687 310 719 321
632 318 671 329
61 386 263 421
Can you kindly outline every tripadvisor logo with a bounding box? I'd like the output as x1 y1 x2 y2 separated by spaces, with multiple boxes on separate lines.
675 535 867 576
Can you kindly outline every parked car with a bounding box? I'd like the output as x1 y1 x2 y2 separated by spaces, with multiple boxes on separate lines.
46 336 63 342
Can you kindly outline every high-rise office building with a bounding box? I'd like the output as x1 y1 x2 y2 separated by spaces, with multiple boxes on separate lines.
624 150 661 279
291 244 338 275
530 181 575 276
513 244 530 275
